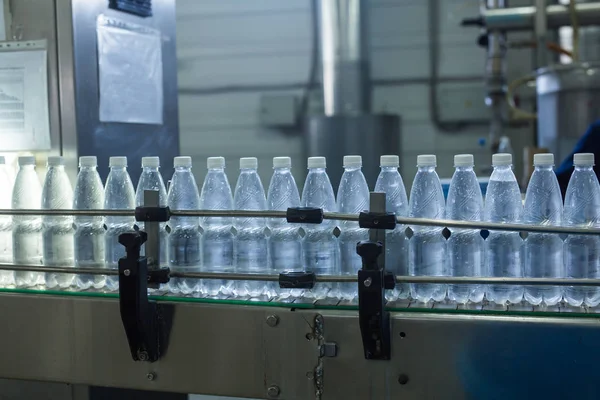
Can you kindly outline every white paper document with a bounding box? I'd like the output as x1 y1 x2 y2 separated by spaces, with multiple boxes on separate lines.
97 15 163 125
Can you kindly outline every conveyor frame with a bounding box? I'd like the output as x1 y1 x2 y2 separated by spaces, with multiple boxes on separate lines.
1 291 600 399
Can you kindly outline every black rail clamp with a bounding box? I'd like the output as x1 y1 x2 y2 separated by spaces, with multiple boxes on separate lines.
118 231 171 362
286 207 324 224
357 240 394 360
279 271 317 289
135 205 171 223
358 211 397 230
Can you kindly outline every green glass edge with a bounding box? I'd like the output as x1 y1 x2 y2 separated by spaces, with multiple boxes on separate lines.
0 286 596 319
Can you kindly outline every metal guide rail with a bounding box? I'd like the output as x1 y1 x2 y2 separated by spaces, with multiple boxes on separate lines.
0 192 599 399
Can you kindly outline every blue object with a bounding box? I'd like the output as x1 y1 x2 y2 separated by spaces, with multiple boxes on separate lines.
556 120 600 195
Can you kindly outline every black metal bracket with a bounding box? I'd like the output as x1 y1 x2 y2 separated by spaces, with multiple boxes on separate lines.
358 211 397 230
118 231 171 362
357 240 393 360
286 207 324 224
135 206 171 222
279 271 317 289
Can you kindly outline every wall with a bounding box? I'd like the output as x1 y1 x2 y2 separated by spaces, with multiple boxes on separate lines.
176 0 535 190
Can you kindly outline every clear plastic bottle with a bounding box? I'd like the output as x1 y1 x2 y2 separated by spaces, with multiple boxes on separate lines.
484 153 523 304
42 156 74 289
73 156 106 290
12 156 43 287
337 155 370 300
301 156 340 299
446 154 485 304
564 153 600 307
0 156 13 286
135 156 169 268
167 156 201 294
267 157 302 298
374 155 409 300
523 153 563 306
200 156 234 296
408 155 447 303
233 157 268 297
104 157 135 291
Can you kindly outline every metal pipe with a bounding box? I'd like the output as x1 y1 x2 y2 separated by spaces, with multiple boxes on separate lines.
483 0 507 148
2 263 600 287
1 209 600 235
319 0 370 115
483 3 600 31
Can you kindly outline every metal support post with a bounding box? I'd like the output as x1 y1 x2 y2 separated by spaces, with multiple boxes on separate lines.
356 192 396 360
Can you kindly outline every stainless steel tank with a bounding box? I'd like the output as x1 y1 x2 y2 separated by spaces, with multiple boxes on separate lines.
536 62 600 164
305 0 400 190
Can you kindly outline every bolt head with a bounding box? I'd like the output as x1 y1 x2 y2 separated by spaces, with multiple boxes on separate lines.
146 373 155 381
267 385 280 397
364 277 372 287
124 269 131 277
266 315 279 327
137 350 149 361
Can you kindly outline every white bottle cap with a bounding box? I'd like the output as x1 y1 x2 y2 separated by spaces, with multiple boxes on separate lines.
492 153 512 166
574 153 594 166
273 157 291 168
79 156 96 167
240 157 258 169
47 156 64 166
109 156 127 168
416 154 436 167
207 156 225 169
174 156 192 168
18 156 35 166
142 156 160 168
380 155 399 167
0 156 5 164
308 156 326 169
533 153 554 166
343 155 362 168
454 154 474 167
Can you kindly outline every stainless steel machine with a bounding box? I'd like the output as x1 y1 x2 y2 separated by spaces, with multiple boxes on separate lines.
464 1 600 164
305 0 400 189
10 0 179 182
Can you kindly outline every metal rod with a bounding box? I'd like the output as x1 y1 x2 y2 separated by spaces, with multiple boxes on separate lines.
1 209 599 236
2 263 600 287
0 209 135 216
483 3 600 31
395 216 600 236
0 263 118 276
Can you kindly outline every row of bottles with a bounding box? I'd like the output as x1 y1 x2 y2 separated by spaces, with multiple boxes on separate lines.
2 152 598 306
409 151 600 307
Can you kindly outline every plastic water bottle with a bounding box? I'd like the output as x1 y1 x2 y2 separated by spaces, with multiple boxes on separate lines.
135 156 169 267
42 156 75 289
104 157 135 291
564 153 600 307
12 156 43 287
484 153 523 304
523 153 563 306
337 155 369 300
446 154 485 304
73 156 106 290
374 155 409 300
0 156 13 286
234 157 268 297
167 156 201 294
408 155 446 303
199 156 234 296
267 157 302 297
301 156 339 299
